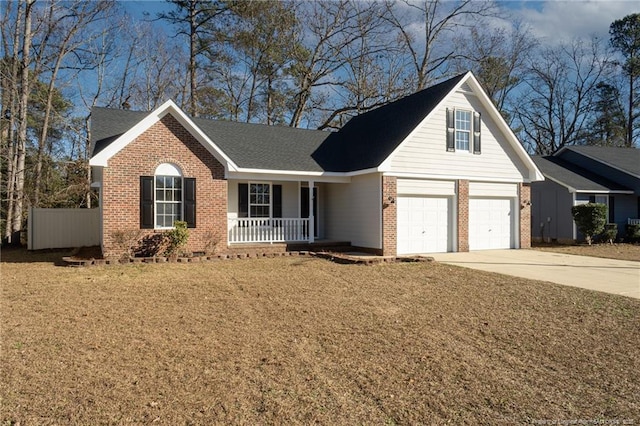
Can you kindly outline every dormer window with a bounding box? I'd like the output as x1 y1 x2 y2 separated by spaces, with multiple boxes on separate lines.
455 110 471 151
446 108 481 154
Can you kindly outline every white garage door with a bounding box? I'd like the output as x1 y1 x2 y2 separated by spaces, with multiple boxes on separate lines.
397 196 450 254
469 198 513 250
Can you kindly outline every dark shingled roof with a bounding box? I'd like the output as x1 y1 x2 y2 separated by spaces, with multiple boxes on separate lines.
191 118 328 172
561 145 640 177
532 155 632 192
311 73 466 172
91 107 148 156
91 73 467 172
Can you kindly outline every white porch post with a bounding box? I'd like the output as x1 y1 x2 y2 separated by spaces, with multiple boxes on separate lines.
308 180 315 243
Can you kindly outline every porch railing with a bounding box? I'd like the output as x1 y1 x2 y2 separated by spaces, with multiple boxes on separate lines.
629 218 640 225
228 218 310 243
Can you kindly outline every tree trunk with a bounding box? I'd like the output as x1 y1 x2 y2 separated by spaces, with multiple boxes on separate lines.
10 0 34 243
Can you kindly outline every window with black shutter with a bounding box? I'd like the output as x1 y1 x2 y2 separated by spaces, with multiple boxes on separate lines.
184 178 196 228
473 111 481 154
238 183 249 218
238 182 281 218
273 185 282 218
140 164 196 229
446 108 455 152
140 176 154 229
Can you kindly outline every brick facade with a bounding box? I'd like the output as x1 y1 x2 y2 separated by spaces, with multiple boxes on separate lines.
101 114 228 258
519 183 531 249
381 175 397 256
456 179 470 252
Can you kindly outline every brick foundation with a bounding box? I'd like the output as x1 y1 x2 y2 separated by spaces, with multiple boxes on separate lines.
101 114 228 258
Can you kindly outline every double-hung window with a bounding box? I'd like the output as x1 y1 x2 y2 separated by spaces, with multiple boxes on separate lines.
455 110 471 151
140 163 196 229
446 108 481 154
238 182 282 219
155 175 182 228
249 183 270 218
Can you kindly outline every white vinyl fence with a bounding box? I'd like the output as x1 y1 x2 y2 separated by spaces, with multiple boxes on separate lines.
28 208 100 250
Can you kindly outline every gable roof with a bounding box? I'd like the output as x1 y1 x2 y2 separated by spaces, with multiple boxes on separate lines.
532 155 633 193
557 145 640 178
89 72 541 181
90 100 237 170
311 74 466 172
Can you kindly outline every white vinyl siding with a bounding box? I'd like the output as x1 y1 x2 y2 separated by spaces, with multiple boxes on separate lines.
469 182 518 197
397 178 456 196
388 90 529 181
324 173 381 249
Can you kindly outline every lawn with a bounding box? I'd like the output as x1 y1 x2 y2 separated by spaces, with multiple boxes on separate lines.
532 242 640 262
1 248 639 424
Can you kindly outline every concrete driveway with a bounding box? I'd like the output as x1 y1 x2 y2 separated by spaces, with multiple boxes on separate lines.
428 249 640 299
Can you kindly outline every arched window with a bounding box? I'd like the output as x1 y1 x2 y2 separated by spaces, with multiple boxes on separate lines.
140 164 196 229
155 163 183 228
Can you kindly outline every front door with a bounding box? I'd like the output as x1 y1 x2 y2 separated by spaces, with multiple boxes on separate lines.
301 187 318 238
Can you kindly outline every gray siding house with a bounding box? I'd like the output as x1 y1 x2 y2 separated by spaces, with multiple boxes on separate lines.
531 146 640 243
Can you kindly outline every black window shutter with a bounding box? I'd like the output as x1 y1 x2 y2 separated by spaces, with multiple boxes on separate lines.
238 183 248 217
140 176 154 229
184 178 196 228
608 196 615 223
273 184 282 218
446 108 455 152
589 196 596 203
473 112 481 154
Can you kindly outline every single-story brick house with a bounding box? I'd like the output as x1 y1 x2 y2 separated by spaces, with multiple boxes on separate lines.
531 146 640 243
89 72 543 258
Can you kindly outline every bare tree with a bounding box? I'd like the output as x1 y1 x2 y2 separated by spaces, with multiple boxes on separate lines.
383 0 501 91
1 0 24 243
31 0 114 207
515 38 613 154
452 21 537 121
5 0 35 243
315 1 408 130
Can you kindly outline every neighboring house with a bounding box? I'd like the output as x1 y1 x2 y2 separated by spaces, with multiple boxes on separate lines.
89 72 543 258
531 146 640 243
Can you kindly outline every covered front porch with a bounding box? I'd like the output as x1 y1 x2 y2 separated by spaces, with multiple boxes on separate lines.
226 175 346 245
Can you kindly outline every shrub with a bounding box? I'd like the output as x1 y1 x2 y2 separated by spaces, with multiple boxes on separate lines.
111 229 144 260
571 203 607 245
163 221 189 256
600 223 618 244
626 224 640 243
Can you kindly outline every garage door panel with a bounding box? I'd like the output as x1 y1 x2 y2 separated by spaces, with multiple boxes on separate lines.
469 198 513 250
397 196 451 254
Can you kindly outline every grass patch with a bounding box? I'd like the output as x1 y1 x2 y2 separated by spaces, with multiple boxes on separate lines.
1 248 639 424
532 242 640 262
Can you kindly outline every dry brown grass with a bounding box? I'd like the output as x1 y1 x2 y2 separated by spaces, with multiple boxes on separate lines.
532 242 640 262
2 247 639 424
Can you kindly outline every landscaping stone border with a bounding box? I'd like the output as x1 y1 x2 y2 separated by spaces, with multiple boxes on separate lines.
62 250 434 267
